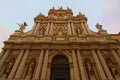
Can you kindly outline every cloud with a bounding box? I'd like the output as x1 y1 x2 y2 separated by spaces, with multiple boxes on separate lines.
98 0 120 34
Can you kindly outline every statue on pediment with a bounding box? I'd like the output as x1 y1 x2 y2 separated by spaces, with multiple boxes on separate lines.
96 23 103 31
59 6 63 10
17 22 28 31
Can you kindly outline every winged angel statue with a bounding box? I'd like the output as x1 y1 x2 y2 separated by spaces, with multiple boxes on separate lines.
17 22 28 31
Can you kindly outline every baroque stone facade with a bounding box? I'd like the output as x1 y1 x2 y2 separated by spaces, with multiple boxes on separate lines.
0 7 120 80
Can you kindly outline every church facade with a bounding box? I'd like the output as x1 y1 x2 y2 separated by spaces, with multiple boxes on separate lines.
0 7 120 80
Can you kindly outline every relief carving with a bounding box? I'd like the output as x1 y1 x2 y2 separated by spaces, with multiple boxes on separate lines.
25 59 36 79
53 23 67 36
1 58 15 78
74 24 83 35
106 58 120 79
85 59 96 80
38 24 47 35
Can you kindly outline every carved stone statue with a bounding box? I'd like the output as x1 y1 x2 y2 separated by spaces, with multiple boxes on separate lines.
5 59 15 74
96 23 103 31
25 59 36 79
1 59 15 78
38 27 46 35
75 24 83 35
107 59 119 78
38 24 46 35
17 22 28 31
77 27 83 35
85 59 96 80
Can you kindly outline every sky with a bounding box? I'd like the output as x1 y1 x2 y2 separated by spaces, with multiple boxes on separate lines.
0 0 120 51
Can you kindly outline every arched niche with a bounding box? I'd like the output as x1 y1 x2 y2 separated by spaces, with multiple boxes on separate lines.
50 55 70 80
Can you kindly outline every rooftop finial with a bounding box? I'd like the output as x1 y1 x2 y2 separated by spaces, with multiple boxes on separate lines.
52 6 55 9
96 23 103 31
67 7 70 9
17 22 28 31
59 6 63 10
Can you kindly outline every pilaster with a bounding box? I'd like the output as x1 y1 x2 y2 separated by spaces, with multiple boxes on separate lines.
111 49 120 69
34 49 44 80
34 23 40 34
31 23 37 34
71 22 76 35
67 22 72 35
81 22 87 34
15 50 30 79
72 50 80 80
40 49 49 80
0 49 11 71
46 64 51 80
84 22 91 34
96 50 113 80
76 49 87 80
49 22 53 35
45 22 50 35
70 63 74 80
8 50 25 79
91 50 107 80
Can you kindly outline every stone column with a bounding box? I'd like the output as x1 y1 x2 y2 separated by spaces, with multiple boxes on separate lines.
45 22 50 35
116 49 120 57
34 49 44 80
70 63 74 80
71 22 76 35
67 22 72 35
8 50 25 78
0 49 11 71
91 50 107 80
111 49 120 69
49 22 53 35
15 49 30 79
34 23 40 34
76 50 87 80
81 22 87 34
40 49 49 80
0 49 5 59
72 50 80 80
96 50 113 80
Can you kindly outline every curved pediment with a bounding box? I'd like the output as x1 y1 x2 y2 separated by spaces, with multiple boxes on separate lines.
7 7 115 44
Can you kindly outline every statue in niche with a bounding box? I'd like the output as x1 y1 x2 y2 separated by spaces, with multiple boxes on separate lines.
77 27 83 35
17 22 28 31
25 59 36 79
107 58 119 78
75 24 83 35
2 59 15 78
38 27 46 35
38 24 46 35
85 59 96 80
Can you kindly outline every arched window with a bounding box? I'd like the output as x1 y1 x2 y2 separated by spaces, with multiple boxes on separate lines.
51 55 70 80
